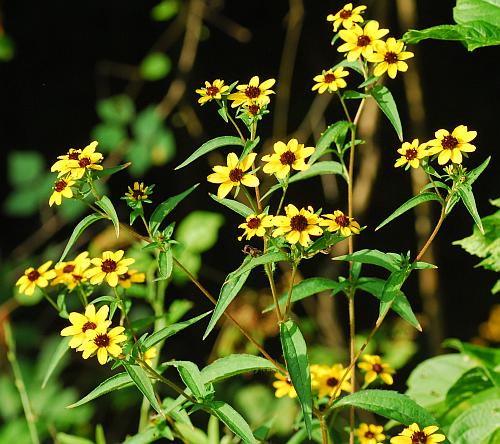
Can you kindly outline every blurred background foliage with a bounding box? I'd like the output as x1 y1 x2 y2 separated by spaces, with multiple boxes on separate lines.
0 0 498 442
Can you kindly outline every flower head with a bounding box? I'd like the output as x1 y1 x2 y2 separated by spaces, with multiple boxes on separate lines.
50 148 82 172
52 141 104 179
262 139 315 179
314 363 352 398
228 76 276 108
52 252 91 289
207 152 260 199
327 3 367 32
60 304 111 349
312 67 349 94
272 205 323 247
338 21 389 62
320 210 360 236
426 125 477 165
124 182 152 202
143 346 158 367
16 261 57 296
358 354 395 385
238 213 274 241
390 423 446 444
196 79 229 105
394 139 429 169
272 372 297 398
367 38 414 79
358 423 386 444
79 325 127 365
85 250 135 287
117 269 146 289
49 177 75 207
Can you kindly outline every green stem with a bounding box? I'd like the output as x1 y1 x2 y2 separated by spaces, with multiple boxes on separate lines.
276 174 290 216
283 264 297 318
42 290 59 312
225 108 246 143
242 186 258 214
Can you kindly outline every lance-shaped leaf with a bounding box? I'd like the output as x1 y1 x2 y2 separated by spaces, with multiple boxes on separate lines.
60 213 104 261
457 183 484 234
209 194 254 218
158 248 173 280
94 162 131 179
230 251 289 279
123 363 163 415
306 231 347 255
166 361 206 399
42 336 71 388
239 136 260 162
376 192 443 231
207 401 257 444
333 249 402 272
175 136 244 170
95 195 120 238
201 354 277 384
378 267 411 318
371 85 403 141
311 120 350 162
280 320 313 437
149 184 199 234
445 367 494 411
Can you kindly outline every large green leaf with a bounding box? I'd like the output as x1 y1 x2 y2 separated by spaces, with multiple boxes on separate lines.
60 213 105 261
123 363 163 415
454 0 500 27
445 367 495 410
149 184 199 234
166 361 206 399
209 194 254 217
201 354 277 384
175 136 245 170
371 85 403 141
376 192 442 231
310 120 350 162
175 211 224 253
331 389 437 426
207 401 257 444
333 249 402 272
42 336 71 388
97 95 135 124
457 183 484 233
280 320 313 437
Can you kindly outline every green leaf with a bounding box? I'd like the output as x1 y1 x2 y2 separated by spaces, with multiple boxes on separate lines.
280 320 313 437
231 251 289 279
96 195 120 238
343 90 369 100
443 339 500 370
208 401 257 444
97 95 135 125
60 213 104 261
149 184 199 234
454 0 500 27
8 151 45 187
201 354 277 384
239 136 260 162
203 257 253 339
466 156 490 185
95 424 107 444
333 59 364 75
333 249 402 272
143 311 211 349
378 268 411 318
445 367 494 410
151 0 179 21
68 372 133 408
158 248 173 280
176 423 208 444
331 389 437 426
306 231 348 255
175 136 245 170
209 194 254 218
140 53 172 81
448 399 500 444
371 85 403 141
0 34 15 61
42 336 71 389
123 363 163 415
376 192 442 231
263 277 346 313
94 163 131 180
175 211 224 253
311 120 350 162
457 183 484 234
91 123 127 152
56 433 94 444
166 361 206 399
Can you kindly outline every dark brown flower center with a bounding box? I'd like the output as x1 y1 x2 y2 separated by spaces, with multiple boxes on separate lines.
229 168 244 183
94 333 110 348
119 272 131 281
101 259 117 273
63 264 75 273
405 148 418 160
335 214 350 227
132 190 145 200
247 217 261 229
280 150 296 166
384 51 399 64
68 151 80 160
79 157 91 168
339 9 352 19
324 73 337 84
290 214 308 232
206 86 219 96
357 35 371 47
27 270 41 281
411 431 428 444
54 179 67 192
82 321 97 332
372 363 383 374
72 274 83 281
365 431 375 439
245 85 261 99
442 135 459 150
247 104 260 115
326 377 339 387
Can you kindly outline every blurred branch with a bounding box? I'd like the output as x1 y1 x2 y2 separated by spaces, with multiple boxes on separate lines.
204 8 252 43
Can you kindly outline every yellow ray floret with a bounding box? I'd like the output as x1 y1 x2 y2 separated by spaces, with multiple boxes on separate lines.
49 177 75 207
79 325 127 365
60 304 111 349
312 67 349 94
51 251 91 289
16 261 57 296
196 79 229 105
394 139 429 169
238 213 274 241
320 210 360 236
117 269 146 289
228 76 275 108
357 423 386 444
272 372 297 398
338 21 389 62
358 354 395 385
85 250 135 287
272 204 323 247
390 423 446 444
327 3 367 32
313 363 352 398
367 37 414 79
262 139 315 179
426 125 477 165
51 141 104 179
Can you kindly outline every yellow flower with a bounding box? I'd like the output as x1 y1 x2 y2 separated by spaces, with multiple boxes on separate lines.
52 141 104 179
327 3 367 32
272 372 297 399
320 210 360 236
312 67 349 94
358 423 386 444
196 79 229 104
238 213 274 241
390 423 446 444
52 252 91 288
79 325 127 365
60 304 111 349
272 205 323 247
117 270 146 289
426 125 477 165
50 148 82 172
85 250 135 287
16 261 57 296
228 76 276 108
49 177 75 207
207 152 260 199
143 346 157 367
394 139 429 169
242 101 262 118
338 21 389 62
125 182 151 201
315 363 352 398
262 139 315 179
358 354 395 385
367 37 414 79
